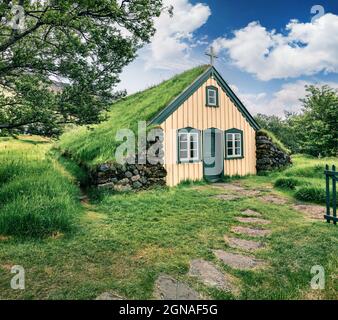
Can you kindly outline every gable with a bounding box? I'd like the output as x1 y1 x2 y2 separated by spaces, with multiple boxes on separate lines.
149 66 260 131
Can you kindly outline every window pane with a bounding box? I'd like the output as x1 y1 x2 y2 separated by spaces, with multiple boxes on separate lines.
190 133 198 142
180 150 188 159
191 149 198 159
235 133 241 141
208 89 217 105
179 133 189 160
180 142 188 151
227 148 233 156
191 141 198 150
179 134 188 149
227 141 233 148
208 97 216 105
208 89 216 97
235 147 241 155
235 140 241 148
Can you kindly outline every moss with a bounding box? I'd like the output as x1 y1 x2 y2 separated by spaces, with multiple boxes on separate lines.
58 65 209 168
258 129 291 155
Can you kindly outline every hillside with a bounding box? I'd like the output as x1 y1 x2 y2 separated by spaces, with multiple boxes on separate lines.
59 65 209 167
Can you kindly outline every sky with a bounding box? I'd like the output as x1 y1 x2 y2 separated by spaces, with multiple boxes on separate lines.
118 0 338 117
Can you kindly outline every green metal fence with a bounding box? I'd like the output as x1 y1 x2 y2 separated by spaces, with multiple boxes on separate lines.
324 165 337 225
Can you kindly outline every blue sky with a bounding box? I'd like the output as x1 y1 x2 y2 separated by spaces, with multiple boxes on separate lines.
119 0 338 116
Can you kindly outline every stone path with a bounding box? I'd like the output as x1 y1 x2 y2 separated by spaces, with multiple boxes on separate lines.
150 183 276 299
213 250 266 270
224 236 265 251
214 194 242 201
213 183 262 197
96 292 124 300
188 259 238 294
241 209 262 217
213 183 245 191
259 194 288 205
153 275 201 300
236 217 271 225
231 226 271 237
293 204 325 220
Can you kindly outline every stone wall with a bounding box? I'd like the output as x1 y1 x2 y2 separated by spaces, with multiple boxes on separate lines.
256 131 291 172
94 161 167 192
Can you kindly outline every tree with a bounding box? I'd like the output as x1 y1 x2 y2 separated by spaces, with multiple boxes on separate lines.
291 85 338 157
0 0 164 136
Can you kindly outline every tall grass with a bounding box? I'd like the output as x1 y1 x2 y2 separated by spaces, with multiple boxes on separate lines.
0 137 82 238
273 154 337 204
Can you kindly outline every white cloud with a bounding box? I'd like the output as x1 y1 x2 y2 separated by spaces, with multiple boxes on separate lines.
213 13 338 80
234 81 338 117
143 0 211 70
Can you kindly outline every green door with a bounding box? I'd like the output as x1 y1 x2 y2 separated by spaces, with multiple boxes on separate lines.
203 128 224 182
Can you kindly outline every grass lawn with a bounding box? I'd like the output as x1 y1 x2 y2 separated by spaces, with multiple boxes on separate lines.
0 137 337 300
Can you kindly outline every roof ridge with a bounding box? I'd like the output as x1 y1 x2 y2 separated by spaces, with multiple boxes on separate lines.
149 66 260 131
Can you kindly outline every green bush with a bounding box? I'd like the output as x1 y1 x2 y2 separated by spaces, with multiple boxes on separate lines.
294 186 326 204
274 178 300 190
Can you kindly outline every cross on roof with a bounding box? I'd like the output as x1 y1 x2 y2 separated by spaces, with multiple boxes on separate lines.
205 46 218 66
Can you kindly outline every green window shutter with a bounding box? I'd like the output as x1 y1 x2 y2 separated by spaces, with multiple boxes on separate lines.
206 86 219 107
177 127 202 163
225 128 244 159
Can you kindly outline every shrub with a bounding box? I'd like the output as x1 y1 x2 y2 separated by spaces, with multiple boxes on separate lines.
294 186 326 204
274 178 299 190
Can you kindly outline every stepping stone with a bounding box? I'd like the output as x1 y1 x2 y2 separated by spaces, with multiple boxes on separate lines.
213 250 266 270
231 226 271 237
214 194 242 201
293 204 325 220
259 195 288 205
95 292 124 300
189 259 238 294
236 217 271 225
241 209 262 217
153 275 201 300
224 236 265 251
213 184 261 197
213 183 245 191
239 190 261 197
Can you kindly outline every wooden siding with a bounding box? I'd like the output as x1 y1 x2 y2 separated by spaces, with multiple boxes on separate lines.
160 76 257 186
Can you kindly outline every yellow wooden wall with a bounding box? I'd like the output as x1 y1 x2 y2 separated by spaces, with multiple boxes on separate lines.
160 76 257 186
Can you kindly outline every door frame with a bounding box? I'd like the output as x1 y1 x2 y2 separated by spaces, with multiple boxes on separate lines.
202 128 224 182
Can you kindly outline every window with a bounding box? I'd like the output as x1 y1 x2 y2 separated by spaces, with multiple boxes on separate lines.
225 129 243 159
178 129 200 162
206 86 218 107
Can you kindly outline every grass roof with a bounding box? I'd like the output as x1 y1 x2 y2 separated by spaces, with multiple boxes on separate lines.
59 65 209 167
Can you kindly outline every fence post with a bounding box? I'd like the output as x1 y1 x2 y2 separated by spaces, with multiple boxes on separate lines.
325 164 330 223
332 165 336 225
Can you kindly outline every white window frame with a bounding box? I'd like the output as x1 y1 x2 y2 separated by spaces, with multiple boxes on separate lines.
226 133 242 158
207 88 217 106
178 131 199 162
